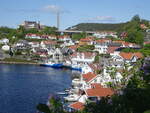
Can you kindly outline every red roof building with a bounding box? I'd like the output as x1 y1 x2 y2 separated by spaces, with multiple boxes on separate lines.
119 52 143 60
69 102 85 111
85 84 114 97
82 72 97 83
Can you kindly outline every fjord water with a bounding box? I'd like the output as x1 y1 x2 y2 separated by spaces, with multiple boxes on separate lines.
0 64 72 113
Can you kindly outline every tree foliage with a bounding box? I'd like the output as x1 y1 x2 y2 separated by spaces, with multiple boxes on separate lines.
77 45 95 52
72 32 86 41
67 23 126 31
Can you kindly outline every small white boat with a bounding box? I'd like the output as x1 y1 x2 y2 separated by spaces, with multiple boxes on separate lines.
57 92 68 95
64 94 79 102
72 78 82 86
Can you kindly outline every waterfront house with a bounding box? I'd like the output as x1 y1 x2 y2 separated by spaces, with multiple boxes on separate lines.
72 72 98 90
79 72 103 89
84 83 114 102
94 39 111 54
75 83 114 104
70 52 96 64
52 48 63 62
33 48 48 57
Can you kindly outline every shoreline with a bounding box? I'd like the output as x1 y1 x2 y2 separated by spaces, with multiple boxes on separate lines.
0 61 39 65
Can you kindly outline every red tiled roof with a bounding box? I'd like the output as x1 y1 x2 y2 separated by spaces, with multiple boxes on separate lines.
57 35 70 39
144 41 150 45
82 72 96 82
90 83 103 89
119 52 143 60
86 86 114 97
140 24 148 29
113 40 125 44
69 45 78 50
119 52 133 60
80 37 94 42
134 52 143 58
107 46 120 53
96 39 111 43
69 102 84 110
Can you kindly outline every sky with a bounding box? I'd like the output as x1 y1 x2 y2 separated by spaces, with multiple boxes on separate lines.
0 0 150 30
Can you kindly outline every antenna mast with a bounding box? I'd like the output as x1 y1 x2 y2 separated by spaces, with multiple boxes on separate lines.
57 12 60 30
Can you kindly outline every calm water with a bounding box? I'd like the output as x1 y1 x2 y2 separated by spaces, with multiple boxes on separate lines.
0 64 72 113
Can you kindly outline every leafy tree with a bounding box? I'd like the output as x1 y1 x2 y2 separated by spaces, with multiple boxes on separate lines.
41 26 58 35
123 15 144 45
94 55 100 63
131 14 141 22
77 45 94 52
72 32 86 41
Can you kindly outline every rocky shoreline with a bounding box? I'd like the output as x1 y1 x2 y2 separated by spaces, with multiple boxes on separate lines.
0 61 39 65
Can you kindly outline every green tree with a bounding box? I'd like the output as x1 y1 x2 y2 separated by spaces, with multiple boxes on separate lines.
72 32 86 41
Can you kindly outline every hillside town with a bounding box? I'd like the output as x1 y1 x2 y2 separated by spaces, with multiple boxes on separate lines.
0 18 150 113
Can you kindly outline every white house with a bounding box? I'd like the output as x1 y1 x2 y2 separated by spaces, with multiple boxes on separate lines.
58 35 71 42
94 39 111 54
116 52 143 63
40 40 57 48
93 32 117 38
79 37 94 45
25 33 41 39
0 38 9 44
28 42 40 48
48 35 57 40
70 52 96 64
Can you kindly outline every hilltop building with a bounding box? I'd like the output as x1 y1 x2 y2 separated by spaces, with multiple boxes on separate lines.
19 21 46 30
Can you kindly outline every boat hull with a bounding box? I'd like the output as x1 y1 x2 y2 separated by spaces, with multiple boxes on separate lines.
70 67 82 71
40 63 63 68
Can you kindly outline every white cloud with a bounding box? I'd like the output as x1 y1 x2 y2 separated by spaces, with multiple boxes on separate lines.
43 5 60 13
87 16 116 22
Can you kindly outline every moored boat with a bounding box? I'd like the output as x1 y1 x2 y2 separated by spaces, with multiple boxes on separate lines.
40 61 63 68
70 64 82 71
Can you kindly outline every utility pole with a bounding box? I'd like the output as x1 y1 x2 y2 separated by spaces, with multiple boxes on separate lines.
57 12 60 30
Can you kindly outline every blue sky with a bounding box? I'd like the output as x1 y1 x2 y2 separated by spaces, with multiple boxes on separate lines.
0 0 150 30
